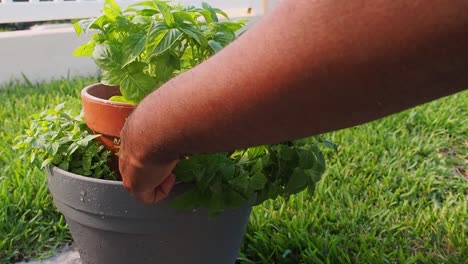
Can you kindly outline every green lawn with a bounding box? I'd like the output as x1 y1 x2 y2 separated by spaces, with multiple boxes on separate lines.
0 78 467 263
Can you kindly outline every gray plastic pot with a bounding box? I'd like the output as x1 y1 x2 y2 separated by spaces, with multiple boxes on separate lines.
46 165 252 264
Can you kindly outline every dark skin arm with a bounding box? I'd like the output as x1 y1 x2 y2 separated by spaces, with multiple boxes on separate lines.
119 0 468 203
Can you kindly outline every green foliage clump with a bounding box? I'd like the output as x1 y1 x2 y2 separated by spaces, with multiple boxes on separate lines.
15 103 334 213
74 0 246 104
14 103 116 180
173 139 336 212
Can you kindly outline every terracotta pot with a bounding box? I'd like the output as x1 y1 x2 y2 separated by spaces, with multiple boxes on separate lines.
81 83 134 176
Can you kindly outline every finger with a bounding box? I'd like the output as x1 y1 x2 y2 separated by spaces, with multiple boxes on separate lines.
130 174 176 204
122 172 132 191
123 160 179 194
154 174 176 203
133 189 158 205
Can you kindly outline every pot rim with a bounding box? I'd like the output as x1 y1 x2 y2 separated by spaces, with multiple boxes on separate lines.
48 165 184 186
49 165 123 186
81 83 134 108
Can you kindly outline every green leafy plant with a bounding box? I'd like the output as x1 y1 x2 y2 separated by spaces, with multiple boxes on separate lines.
15 103 335 212
73 0 246 104
172 138 336 212
14 103 116 180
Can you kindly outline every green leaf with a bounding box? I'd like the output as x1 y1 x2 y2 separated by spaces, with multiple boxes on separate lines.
155 2 175 26
193 168 208 185
131 15 151 25
180 26 207 47
51 142 60 155
126 1 157 10
229 172 249 194
249 159 267 191
168 54 181 70
73 40 95 57
322 139 338 151
150 53 177 82
100 69 124 86
29 152 36 163
152 28 183 56
219 164 236 180
255 184 281 205
58 160 69 171
77 135 101 146
115 16 131 31
41 158 53 169
92 42 122 71
207 40 223 53
73 22 83 37
213 29 235 45
120 73 157 102
277 145 296 162
250 171 267 191
146 21 169 51
124 61 147 74
121 32 147 66
103 0 122 20
214 8 229 20
248 146 269 159
108 95 137 105
173 11 197 25
54 103 66 111
170 188 204 209
82 148 94 174
284 168 308 194
223 188 249 208
298 147 316 168
67 143 79 156
73 18 95 36
251 158 264 172
137 9 158 17
220 21 247 32
311 145 326 171
201 2 218 22
90 15 111 30
198 9 214 24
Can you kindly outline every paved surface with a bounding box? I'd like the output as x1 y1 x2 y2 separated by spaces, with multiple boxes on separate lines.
18 245 81 264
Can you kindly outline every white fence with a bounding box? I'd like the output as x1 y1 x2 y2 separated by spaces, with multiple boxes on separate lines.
0 0 268 23
0 0 278 85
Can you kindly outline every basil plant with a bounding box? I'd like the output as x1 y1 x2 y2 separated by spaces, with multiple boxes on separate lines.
74 0 246 104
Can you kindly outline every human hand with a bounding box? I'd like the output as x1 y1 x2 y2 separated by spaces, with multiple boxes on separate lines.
119 121 179 204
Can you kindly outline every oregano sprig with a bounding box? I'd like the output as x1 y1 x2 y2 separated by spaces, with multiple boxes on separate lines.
172 140 337 213
14 103 116 180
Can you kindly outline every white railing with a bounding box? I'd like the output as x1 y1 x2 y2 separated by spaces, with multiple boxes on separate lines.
0 0 267 24
0 0 278 85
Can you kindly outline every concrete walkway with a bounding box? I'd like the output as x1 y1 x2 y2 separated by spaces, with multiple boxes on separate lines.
18 245 81 264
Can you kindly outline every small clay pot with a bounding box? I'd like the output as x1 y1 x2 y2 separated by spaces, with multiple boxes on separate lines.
81 83 134 177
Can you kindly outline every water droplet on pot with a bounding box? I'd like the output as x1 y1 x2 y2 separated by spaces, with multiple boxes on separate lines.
192 209 197 212
80 197 84 202
80 190 86 196
124 210 128 213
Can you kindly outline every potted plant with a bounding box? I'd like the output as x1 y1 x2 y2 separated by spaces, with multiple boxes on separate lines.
76 0 248 176
14 1 336 263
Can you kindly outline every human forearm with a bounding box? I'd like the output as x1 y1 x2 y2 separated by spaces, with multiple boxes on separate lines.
126 0 468 161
